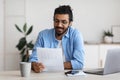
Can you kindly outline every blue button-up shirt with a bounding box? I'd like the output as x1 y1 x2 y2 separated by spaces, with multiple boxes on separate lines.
30 27 85 70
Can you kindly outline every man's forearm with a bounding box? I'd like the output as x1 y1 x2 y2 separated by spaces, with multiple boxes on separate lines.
64 61 72 69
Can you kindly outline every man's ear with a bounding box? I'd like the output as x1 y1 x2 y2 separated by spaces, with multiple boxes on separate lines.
69 22 72 26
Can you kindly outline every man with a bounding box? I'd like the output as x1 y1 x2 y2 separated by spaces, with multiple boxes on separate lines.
30 5 85 73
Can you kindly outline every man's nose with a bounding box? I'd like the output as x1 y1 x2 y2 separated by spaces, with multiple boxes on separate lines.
57 22 63 27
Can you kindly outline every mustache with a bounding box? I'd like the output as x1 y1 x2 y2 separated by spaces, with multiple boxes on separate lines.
55 27 64 29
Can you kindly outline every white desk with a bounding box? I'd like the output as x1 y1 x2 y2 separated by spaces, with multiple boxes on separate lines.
0 71 120 80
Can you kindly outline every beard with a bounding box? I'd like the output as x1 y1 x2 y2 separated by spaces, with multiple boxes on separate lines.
55 26 68 36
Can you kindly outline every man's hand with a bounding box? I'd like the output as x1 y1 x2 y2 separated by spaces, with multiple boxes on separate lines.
64 61 72 69
32 62 45 73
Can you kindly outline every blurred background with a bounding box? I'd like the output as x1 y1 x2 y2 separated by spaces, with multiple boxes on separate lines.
0 0 120 71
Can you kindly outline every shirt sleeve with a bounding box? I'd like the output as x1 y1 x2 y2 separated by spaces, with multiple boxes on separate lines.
70 30 85 70
29 32 43 62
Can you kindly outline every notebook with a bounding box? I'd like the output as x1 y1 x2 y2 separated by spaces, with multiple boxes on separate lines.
37 47 64 72
84 48 120 75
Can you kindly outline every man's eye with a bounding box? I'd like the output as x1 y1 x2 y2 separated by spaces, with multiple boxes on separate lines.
54 20 59 23
62 21 67 24
54 20 68 24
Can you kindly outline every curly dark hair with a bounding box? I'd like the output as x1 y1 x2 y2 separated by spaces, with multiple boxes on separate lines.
53 5 73 22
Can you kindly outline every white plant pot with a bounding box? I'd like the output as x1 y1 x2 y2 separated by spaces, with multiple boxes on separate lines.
20 62 31 77
104 36 113 43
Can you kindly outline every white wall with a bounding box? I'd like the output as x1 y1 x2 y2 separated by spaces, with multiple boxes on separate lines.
0 0 4 71
5 0 25 70
3 0 120 70
26 0 120 43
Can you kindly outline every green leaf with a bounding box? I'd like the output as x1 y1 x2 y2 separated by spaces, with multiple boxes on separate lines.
16 37 27 50
26 25 33 35
22 55 29 62
27 41 34 49
20 48 26 55
104 30 113 37
15 24 22 33
21 49 29 62
23 23 27 33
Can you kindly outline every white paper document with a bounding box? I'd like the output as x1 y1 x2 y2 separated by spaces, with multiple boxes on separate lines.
37 48 64 72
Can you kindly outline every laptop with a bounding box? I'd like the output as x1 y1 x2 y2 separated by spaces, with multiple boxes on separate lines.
37 47 64 72
84 48 120 75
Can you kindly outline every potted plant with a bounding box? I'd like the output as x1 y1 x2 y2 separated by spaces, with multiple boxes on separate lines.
103 30 114 43
15 23 34 77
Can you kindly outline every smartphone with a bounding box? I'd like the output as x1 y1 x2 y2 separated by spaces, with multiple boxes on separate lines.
65 70 80 76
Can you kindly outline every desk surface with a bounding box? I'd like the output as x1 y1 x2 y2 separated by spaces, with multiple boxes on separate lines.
0 71 120 80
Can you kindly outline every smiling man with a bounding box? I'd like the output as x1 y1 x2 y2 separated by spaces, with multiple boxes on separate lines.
30 5 85 73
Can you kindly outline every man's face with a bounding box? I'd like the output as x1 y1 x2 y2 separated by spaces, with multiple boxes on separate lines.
54 14 71 36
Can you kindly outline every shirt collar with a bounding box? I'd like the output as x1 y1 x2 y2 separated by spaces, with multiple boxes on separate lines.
64 27 70 38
